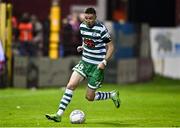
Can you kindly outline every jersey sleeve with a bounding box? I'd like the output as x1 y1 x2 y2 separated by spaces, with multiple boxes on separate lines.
101 25 111 44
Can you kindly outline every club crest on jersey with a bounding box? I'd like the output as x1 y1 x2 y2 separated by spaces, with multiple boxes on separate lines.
84 38 95 48
92 32 98 37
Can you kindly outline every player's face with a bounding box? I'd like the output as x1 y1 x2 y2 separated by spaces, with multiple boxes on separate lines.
84 14 96 27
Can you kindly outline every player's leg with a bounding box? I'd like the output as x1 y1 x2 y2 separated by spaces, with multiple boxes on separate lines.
86 68 120 108
57 71 84 115
45 71 84 122
85 87 113 101
86 88 120 108
85 87 96 101
86 87 117 102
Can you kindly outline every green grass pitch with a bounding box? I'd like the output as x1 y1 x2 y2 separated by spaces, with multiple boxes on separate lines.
0 76 180 127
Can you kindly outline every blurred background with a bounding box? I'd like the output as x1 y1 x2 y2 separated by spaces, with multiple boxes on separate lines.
0 0 180 89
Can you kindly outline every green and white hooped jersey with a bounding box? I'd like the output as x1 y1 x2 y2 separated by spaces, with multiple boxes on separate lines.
80 21 111 65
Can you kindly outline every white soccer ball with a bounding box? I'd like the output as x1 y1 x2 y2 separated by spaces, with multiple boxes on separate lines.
69 109 85 124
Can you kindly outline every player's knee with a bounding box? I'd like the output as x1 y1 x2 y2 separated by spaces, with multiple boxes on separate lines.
85 95 94 101
67 83 76 90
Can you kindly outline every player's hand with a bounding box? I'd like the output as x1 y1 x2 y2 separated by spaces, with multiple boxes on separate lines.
97 63 105 70
97 59 107 69
77 46 83 52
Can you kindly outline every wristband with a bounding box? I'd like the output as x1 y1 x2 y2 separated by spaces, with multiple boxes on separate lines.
102 59 107 66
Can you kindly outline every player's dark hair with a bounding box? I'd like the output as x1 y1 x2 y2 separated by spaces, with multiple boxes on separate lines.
85 7 96 15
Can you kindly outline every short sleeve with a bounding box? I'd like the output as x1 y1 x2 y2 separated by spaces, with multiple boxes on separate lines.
101 25 111 43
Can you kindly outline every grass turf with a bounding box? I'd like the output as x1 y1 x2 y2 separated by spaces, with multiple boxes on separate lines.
0 76 180 127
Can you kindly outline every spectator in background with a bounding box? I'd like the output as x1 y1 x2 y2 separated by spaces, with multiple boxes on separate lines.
69 13 82 55
42 17 50 56
112 0 127 23
61 13 81 56
69 13 80 31
12 16 20 55
18 13 35 56
61 17 73 56
12 16 18 42
31 15 43 56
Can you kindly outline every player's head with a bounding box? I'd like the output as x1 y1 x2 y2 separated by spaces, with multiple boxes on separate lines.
84 7 96 27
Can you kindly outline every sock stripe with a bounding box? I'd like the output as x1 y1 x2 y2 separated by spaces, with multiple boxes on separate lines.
101 93 104 100
104 93 107 100
61 99 69 104
94 91 111 100
61 101 68 106
97 92 101 99
64 93 72 98
63 95 71 100
63 97 71 102
59 106 65 110
59 104 66 109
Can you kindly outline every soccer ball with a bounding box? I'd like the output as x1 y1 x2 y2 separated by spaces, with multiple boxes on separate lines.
69 109 85 124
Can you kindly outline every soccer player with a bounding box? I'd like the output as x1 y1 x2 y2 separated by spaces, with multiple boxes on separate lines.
45 7 120 122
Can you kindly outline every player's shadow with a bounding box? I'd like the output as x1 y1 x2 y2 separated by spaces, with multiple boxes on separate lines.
90 121 135 127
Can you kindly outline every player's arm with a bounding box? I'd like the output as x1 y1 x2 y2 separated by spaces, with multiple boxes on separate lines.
98 23 114 69
105 40 114 61
98 40 114 69
101 24 114 64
